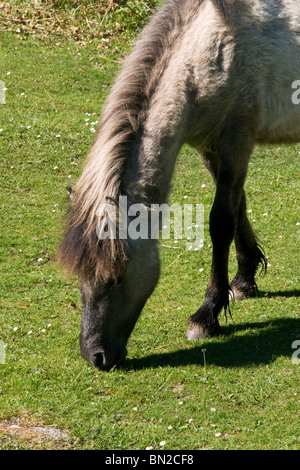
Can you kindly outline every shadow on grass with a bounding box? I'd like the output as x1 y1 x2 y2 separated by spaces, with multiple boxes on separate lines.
258 289 300 298
122 318 300 370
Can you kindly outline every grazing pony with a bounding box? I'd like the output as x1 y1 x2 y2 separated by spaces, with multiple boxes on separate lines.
58 0 300 369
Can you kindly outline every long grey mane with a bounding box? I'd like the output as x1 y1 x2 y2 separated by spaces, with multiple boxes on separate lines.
58 0 232 281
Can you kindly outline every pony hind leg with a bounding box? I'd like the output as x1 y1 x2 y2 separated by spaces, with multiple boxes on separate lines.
231 190 267 300
186 131 255 340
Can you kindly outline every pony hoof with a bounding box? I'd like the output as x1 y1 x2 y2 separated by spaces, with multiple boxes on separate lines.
185 323 210 340
230 288 246 301
231 284 258 300
230 279 258 300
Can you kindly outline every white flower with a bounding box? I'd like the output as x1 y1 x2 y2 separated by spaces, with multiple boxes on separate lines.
210 407 216 412
38 258 43 262
159 441 166 446
41 329 46 333
199 268 204 272
146 446 154 450
28 330 32 335
13 327 18 331
201 184 206 188
215 433 221 437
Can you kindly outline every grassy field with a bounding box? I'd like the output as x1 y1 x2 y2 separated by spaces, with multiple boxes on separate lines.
0 1 299 450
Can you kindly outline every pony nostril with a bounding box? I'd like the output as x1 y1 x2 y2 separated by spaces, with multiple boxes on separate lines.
93 351 105 369
87 345 127 370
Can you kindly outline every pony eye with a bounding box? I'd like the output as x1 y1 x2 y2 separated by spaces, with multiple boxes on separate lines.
102 274 123 291
104 279 115 290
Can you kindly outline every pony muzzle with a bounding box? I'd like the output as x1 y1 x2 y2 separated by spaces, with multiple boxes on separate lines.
80 343 127 371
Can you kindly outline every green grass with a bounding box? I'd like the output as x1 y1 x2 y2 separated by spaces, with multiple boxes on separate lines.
0 2 299 450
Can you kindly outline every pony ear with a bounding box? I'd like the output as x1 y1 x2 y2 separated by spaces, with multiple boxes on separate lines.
67 186 73 200
105 196 129 224
105 196 121 225
105 196 119 207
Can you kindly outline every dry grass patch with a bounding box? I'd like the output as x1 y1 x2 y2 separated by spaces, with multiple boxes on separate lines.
0 414 70 449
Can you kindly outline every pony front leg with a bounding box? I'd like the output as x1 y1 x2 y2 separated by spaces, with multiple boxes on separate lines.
186 178 238 339
186 127 255 340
